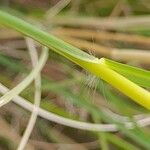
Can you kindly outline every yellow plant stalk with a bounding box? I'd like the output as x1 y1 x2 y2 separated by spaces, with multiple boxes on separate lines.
0 10 150 110
81 58 150 109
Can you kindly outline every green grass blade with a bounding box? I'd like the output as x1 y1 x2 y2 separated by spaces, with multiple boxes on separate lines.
0 54 25 73
0 10 96 63
0 10 150 110
106 133 140 150
104 58 150 88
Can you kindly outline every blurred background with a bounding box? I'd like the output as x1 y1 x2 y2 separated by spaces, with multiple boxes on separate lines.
0 0 150 150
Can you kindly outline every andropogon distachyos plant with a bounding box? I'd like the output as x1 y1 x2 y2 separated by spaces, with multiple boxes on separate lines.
0 10 150 109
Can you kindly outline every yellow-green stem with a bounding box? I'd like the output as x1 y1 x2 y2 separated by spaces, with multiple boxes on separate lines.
0 10 149 110
81 58 150 110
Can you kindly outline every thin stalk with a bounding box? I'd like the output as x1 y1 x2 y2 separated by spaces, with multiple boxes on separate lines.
0 43 48 107
52 28 150 47
17 39 45 150
45 0 71 19
50 15 150 31
54 35 150 64
1 83 150 132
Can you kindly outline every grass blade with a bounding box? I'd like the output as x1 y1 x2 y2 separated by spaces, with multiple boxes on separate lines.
0 10 150 110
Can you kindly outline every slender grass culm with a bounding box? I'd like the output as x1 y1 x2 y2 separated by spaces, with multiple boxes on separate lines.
0 10 150 110
17 38 46 150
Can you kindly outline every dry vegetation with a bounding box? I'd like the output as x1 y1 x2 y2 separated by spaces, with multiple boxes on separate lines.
0 0 150 150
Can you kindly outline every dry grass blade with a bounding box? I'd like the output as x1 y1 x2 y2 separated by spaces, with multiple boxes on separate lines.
0 45 28 60
0 28 21 40
54 35 150 64
0 118 34 150
45 0 71 19
52 28 150 47
50 15 150 30
0 40 48 107
17 39 46 150
0 84 150 132
54 35 111 57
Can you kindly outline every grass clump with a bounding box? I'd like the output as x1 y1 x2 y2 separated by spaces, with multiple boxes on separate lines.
0 10 149 109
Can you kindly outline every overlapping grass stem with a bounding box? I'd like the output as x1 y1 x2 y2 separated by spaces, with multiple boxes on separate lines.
0 10 150 110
